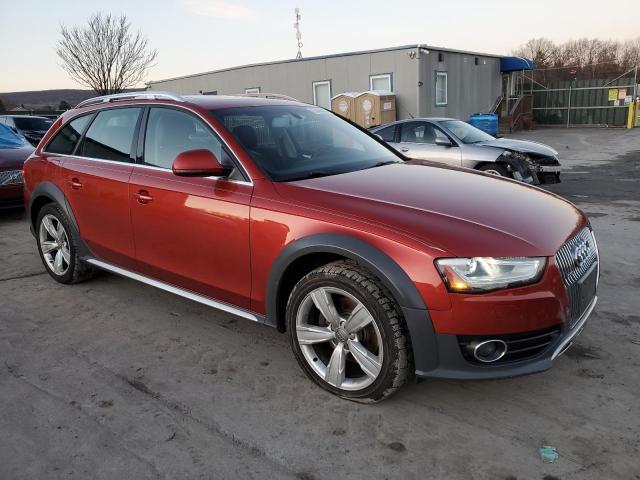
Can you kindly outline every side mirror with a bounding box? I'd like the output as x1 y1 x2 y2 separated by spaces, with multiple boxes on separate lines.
435 138 453 147
172 149 230 177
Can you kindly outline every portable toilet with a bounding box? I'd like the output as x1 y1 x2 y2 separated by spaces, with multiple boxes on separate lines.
355 91 396 128
331 92 358 121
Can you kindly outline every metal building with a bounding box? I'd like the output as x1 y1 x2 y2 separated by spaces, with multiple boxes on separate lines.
147 44 506 121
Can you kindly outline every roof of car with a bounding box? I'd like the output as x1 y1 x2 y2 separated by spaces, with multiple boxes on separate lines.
371 117 457 129
182 95 303 109
0 115 52 119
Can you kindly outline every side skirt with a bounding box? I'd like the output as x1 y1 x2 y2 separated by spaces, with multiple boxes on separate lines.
84 258 265 325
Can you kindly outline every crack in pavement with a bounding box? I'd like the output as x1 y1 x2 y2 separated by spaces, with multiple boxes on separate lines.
0 271 46 282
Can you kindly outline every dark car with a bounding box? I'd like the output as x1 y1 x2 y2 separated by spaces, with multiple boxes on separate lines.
23 92 598 402
0 115 54 146
0 124 34 208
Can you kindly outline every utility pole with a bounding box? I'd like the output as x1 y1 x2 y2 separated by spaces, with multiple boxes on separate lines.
294 8 303 59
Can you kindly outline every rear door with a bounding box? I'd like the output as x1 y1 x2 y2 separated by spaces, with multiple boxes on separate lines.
396 121 462 166
60 107 142 269
129 106 252 308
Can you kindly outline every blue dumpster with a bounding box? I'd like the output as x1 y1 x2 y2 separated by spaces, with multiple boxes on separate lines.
469 113 498 136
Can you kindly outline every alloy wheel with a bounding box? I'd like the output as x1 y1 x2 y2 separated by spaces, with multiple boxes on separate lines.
39 214 71 276
295 286 383 391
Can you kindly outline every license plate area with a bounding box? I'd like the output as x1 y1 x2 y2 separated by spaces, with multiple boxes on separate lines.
573 264 597 328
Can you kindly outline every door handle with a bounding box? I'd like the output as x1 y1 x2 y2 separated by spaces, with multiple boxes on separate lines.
400 148 409 152
134 190 153 204
69 178 83 190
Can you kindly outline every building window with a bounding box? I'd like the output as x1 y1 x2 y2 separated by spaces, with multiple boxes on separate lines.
312 80 332 109
435 71 447 106
245 87 260 95
369 73 392 92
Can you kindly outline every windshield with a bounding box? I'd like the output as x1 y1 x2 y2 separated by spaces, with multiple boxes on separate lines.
13 117 53 131
440 120 495 144
0 123 28 148
211 105 399 181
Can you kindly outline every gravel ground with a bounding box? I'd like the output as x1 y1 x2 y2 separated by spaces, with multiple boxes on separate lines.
0 127 639 480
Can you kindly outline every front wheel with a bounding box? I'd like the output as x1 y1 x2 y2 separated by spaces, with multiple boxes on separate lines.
477 163 510 177
286 260 413 402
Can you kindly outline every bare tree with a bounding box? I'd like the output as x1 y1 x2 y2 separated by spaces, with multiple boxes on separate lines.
56 13 157 95
512 38 558 69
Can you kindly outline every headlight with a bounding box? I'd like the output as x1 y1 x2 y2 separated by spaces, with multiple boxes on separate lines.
435 257 546 293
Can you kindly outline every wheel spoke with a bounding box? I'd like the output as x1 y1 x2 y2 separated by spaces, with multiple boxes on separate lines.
348 339 381 379
344 302 374 333
297 324 335 345
53 250 64 274
56 222 65 241
41 241 58 254
310 288 340 327
325 342 347 388
60 245 71 264
42 216 58 240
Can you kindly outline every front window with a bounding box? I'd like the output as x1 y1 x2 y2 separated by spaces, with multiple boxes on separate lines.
13 117 53 131
435 72 448 106
211 105 399 182
440 120 495 144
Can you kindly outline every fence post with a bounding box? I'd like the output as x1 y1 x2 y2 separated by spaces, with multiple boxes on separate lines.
566 83 572 128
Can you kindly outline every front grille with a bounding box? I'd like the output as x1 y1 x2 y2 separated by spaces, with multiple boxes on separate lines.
555 227 598 327
0 170 23 186
458 326 562 365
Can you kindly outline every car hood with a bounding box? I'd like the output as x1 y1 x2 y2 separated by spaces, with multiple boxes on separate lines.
476 138 558 157
276 163 584 257
0 144 34 171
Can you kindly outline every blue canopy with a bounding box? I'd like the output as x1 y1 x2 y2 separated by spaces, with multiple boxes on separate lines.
0 123 28 148
500 57 534 72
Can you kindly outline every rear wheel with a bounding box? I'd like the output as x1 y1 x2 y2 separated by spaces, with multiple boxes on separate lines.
286 260 412 402
36 204 96 284
478 163 510 177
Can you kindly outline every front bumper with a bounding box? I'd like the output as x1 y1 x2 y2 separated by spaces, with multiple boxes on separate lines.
415 296 596 380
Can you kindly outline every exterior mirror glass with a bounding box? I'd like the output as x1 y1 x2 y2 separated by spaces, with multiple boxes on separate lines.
435 138 452 147
172 149 229 177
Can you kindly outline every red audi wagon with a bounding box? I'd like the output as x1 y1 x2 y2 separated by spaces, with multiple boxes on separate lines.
23 92 598 401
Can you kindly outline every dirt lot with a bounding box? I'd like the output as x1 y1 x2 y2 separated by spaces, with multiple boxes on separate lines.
1 128 639 480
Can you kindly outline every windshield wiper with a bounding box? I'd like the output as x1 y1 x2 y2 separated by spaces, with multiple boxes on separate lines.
282 170 342 182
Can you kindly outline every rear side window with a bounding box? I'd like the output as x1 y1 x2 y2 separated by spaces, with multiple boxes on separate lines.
376 125 396 142
45 115 92 155
79 108 141 162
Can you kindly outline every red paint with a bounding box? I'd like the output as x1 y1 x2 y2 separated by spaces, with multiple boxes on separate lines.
24 96 586 339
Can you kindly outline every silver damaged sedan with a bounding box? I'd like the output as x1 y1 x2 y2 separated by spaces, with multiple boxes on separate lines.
371 118 561 185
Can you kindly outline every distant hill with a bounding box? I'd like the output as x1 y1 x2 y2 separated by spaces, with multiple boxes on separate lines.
0 88 144 110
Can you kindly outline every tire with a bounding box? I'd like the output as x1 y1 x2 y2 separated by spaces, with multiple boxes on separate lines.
36 203 97 284
477 163 510 177
286 260 413 402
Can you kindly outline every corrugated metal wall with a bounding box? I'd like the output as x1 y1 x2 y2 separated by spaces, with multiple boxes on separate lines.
530 77 636 126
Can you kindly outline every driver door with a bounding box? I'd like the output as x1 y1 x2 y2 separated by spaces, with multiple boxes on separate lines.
396 121 461 166
129 106 253 308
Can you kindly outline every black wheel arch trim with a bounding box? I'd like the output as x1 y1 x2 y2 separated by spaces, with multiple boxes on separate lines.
29 181 91 257
266 233 439 373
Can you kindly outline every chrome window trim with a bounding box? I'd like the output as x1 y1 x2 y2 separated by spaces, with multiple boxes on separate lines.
43 152 253 186
85 258 260 322
42 101 254 185
141 104 253 184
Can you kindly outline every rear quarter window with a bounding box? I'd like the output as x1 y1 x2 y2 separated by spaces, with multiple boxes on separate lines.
44 115 93 155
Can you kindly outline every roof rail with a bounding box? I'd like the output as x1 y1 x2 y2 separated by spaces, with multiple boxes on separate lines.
76 91 184 109
234 92 299 102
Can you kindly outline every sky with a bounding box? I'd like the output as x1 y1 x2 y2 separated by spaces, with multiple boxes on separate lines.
0 0 638 92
